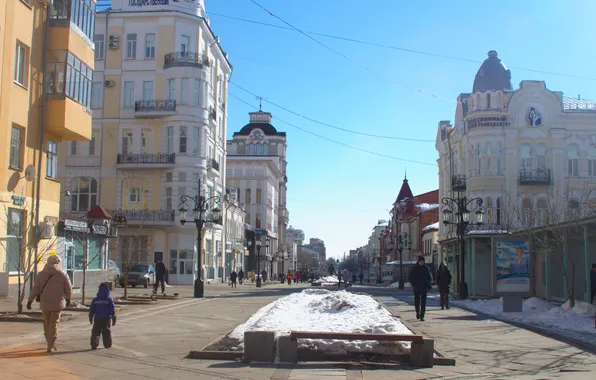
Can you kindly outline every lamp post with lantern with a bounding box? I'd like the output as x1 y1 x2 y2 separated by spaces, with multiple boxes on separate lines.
178 179 221 298
397 233 411 289
441 196 484 299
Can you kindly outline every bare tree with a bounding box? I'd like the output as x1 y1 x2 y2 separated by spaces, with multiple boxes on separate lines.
66 229 107 305
0 204 59 314
117 224 154 299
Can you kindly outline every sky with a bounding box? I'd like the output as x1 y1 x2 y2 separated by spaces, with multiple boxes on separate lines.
204 0 596 260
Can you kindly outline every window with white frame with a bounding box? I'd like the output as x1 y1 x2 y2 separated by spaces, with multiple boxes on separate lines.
521 198 532 227
192 127 199 155
568 199 581 220
144 33 155 59
126 34 137 59
194 79 200 105
141 130 149 153
180 35 190 53
485 142 492 174
496 142 502 175
165 187 173 210
476 143 482 174
180 78 189 104
14 42 28 86
535 144 547 171
179 126 187 154
588 146 596 177
535 199 547 226
167 79 175 100
91 81 103 108
520 144 531 170
142 81 153 101
9 125 23 170
70 177 98 211
94 34 105 60
567 145 579 177
122 129 133 154
46 141 57 178
123 81 135 108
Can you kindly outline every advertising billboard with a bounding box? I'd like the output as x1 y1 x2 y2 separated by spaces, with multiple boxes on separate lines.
494 237 532 294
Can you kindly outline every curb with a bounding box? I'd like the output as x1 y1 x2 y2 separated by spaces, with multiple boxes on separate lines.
0 313 74 323
187 350 243 360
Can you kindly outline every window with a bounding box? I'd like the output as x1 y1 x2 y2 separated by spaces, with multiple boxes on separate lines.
485 198 493 224
245 189 251 204
71 141 77 155
256 144 262 155
179 126 188 154
144 33 155 59
123 81 134 108
9 125 23 170
70 177 98 212
6 208 24 272
256 189 262 204
192 127 200 155
485 142 492 174
65 52 93 108
141 130 149 153
567 145 579 177
496 142 502 175
496 197 502 225
179 172 186 182
167 79 175 101
91 81 103 108
49 0 69 19
120 236 149 267
94 34 104 60
249 144 255 155
520 144 531 170
166 173 173 182
588 146 596 177
263 143 268 155
89 130 99 155
536 199 547 226
48 0 96 40
180 35 190 53
167 127 174 153
126 34 137 59
86 236 103 270
122 178 146 210
46 141 57 178
165 187 173 210
194 79 200 105
486 93 491 109
256 214 261 229
180 78 189 104
568 199 580 220
142 81 153 101
476 144 482 174
521 198 532 227
122 130 133 154
14 42 28 86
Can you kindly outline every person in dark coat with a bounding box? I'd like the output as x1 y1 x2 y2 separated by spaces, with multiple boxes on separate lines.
89 283 116 350
590 264 596 304
230 270 238 288
436 261 452 310
261 270 267 283
238 269 245 285
409 255 432 321
154 260 167 295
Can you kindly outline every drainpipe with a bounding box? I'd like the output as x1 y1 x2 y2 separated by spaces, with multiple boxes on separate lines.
98 9 110 204
33 3 51 287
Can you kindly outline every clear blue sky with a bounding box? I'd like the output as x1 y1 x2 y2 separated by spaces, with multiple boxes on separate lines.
205 0 596 259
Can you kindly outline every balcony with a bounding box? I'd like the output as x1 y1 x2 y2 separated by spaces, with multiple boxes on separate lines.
163 52 210 69
451 174 467 191
207 158 220 178
134 100 176 118
109 209 175 225
45 97 92 141
116 153 175 169
519 168 551 185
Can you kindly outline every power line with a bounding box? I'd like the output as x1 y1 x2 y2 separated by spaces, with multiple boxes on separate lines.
211 11 596 82
230 82 434 142
247 0 456 102
228 92 436 166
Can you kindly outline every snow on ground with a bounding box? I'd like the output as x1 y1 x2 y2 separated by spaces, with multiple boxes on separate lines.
389 282 411 288
452 297 596 336
312 275 341 286
229 289 413 355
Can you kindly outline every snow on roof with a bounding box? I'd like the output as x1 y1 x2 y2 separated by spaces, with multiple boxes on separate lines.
422 222 440 232
417 203 439 212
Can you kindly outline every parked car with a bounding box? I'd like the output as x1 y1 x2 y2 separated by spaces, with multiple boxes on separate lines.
107 260 121 287
119 264 155 288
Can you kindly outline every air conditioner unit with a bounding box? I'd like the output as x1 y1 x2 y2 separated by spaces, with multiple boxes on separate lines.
108 41 119 49
38 222 54 239
109 35 119 42
104 80 115 87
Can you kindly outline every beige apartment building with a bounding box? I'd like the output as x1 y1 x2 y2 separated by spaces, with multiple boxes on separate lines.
436 51 596 302
0 0 95 294
59 0 232 284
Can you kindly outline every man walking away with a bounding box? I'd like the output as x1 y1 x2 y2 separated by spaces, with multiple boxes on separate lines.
238 269 245 285
409 255 432 321
230 270 238 288
154 260 167 296
89 283 117 350
359 272 364 285
436 261 452 310
590 264 596 304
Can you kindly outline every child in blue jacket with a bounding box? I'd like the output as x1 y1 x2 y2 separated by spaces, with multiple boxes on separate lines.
89 282 117 350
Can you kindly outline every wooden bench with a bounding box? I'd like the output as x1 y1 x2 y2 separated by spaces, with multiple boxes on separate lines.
277 331 433 367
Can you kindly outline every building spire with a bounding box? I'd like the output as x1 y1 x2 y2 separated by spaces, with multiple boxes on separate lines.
404 168 407 180
256 96 263 112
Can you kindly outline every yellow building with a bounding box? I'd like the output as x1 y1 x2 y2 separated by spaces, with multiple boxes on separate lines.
59 0 232 285
0 0 95 293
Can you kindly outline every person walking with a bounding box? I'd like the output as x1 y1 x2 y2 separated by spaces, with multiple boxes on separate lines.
436 261 452 310
230 270 238 288
286 272 292 285
409 255 432 321
154 259 167 296
249 271 255 283
295 271 300 283
27 255 72 352
89 283 117 350
359 272 364 285
261 270 267 283
238 269 245 285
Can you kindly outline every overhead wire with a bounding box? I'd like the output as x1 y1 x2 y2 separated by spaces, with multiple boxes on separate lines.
228 92 436 166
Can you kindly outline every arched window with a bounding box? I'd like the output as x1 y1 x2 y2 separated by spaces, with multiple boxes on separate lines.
496 142 502 175
70 177 98 212
485 142 492 174
520 144 531 170
536 199 547 226
486 93 491 109
536 144 547 171
122 178 148 210
588 146 596 177
476 143 482 174
521 198 532 226
567 145 579 176
255 144 262 155
249 144 255 155
486 197 493 224
263 143 268 155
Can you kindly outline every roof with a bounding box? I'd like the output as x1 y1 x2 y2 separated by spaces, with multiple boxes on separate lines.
233 122 286 137
87 205 112 219
472 51 512 93
422 222 440 232
393 178 414 205
563 97 596 111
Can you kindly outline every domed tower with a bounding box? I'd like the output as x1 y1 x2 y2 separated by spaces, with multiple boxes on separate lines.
473 50 512 93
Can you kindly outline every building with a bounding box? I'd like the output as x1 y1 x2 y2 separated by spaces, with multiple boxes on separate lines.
224 191 247 273
303 238 326 262
0 0 95 295
286 226 305 271
436 50 596 301
59 0 232 285
226 110 288 279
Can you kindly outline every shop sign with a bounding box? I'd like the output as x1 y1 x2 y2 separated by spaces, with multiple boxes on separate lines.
129 0 169 6
64 219 88 233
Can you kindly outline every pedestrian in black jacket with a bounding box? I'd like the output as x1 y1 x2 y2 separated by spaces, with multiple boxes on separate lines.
154 260 167 296
230 270 238 288
409 255 432 321
436 261 452 310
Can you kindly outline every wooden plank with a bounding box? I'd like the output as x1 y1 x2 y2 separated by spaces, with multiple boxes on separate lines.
289 331 422 342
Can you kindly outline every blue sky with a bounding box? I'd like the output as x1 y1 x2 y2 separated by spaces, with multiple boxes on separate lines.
205 0 596 259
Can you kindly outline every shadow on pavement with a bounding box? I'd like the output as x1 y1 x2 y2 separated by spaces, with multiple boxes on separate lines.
0 348 91 358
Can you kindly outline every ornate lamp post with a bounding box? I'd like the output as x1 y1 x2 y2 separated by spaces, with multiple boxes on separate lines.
441 196 484 299
396 233 411 289
255 238 263 287
178 179 221 298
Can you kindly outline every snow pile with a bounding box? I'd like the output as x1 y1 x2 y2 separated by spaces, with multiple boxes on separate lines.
453 297 596 335
389 282 411 288
418 203 439 212
229 289 413 355
422 222 439 232
312 275 340 285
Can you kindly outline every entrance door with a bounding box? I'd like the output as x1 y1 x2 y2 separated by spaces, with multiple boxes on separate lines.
65 246 75 284
168 250 194 285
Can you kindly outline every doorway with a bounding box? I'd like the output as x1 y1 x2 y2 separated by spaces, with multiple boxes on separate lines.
168 249 194 285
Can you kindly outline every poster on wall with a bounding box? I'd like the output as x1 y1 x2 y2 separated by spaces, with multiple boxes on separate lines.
494 238 531 294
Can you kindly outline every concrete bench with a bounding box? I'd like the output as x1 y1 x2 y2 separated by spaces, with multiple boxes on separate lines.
278 331 434 367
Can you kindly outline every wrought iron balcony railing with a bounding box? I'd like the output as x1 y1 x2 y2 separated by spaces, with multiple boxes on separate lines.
208 158 220 171
109 209 175 222
163 52 211 69
134 99 176 112
117 153 175 165
519 168 551 185
451 174 467 191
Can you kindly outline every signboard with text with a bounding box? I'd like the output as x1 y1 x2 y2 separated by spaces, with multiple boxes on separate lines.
493 237 532 295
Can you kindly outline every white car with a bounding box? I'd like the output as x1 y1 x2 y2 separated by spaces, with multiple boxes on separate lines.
107 260 121 286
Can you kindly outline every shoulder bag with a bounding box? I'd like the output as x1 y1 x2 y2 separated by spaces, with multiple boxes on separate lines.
35 274 55 303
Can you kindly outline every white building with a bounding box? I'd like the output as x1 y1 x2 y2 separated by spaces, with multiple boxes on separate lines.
436 50 596 300
224 192 247 274
60 0 232 285
226 110 289 279
286 226 305 271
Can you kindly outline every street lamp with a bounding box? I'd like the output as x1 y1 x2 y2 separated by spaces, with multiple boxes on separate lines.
178 179 221 298
441 196 484 299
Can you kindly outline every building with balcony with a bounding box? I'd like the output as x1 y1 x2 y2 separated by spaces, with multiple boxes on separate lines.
0 1 95 294
226 110 288 280
436 50 596 301
58 0 232 285
223 190 247 275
